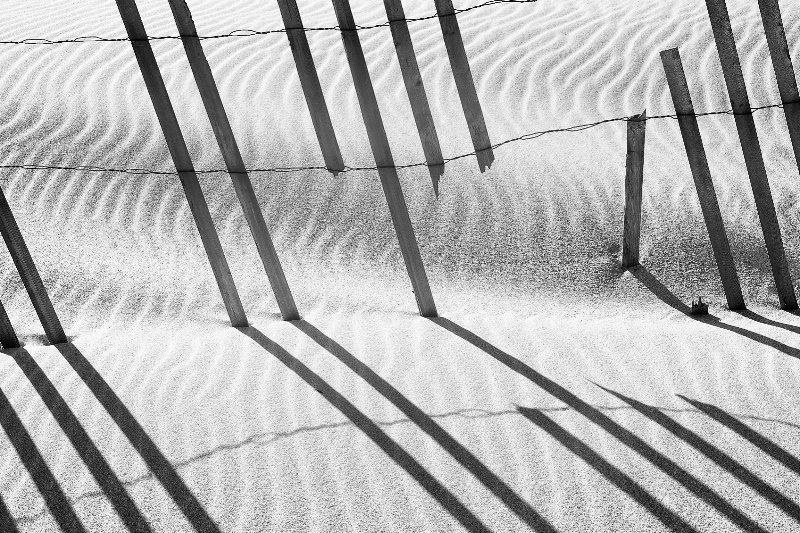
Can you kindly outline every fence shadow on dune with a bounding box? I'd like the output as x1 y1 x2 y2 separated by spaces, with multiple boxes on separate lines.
430 316 769 532
628 265 800 360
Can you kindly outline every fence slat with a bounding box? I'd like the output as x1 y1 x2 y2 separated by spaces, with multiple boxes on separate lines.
757 0 800 177
277 0 345 174
706 0 797 310
660 48 745 311
0 187 66 343
384 0 445 194
168 0 299 321
331 0 438 317
622 111 646 268
434 0 493 172
0 300 19 349
114 0 248 326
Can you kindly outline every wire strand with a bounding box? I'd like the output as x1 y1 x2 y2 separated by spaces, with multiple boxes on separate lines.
0 103 784 177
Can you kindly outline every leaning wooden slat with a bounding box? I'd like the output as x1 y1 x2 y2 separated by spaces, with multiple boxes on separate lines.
660 48 745 310
114 0 247 326
757 0 800 177
622 110 646 268
0 187 65 344
277 0 344 174
384 0 445 194
167 0 299 321
331 0 438 317
0 299 19 349
706 0 797 310
434 0 493 172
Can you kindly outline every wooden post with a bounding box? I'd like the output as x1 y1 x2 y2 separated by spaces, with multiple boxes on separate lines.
384 0 445 194
167 0 299 321
331 0 438 317
276 0 345 174
0 300 19 349
757 0 800 176
706 0 798 310
660 48 746 310
434 0 493 172
622 110 646 268
0 187 66 343
114 0 247 326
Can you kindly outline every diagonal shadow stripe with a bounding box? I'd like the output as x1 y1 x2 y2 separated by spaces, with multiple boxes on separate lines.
10 348 152 532
678 395 800 476
517 406 697 532
293 320 556 532
237 326 492 533
597 384 800 523
0 383 86 532
53 343 221 533
0 494 19 533
430 317 769 533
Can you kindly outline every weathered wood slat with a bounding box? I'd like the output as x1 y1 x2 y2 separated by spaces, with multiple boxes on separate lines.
757 0 800 177
115 0 247 326
277 0 344 174
0 299 19 348
661 48 745 310
331 0 438 317
434 0 493 172
0 187 66 343
622 111 646 268
384 0 445 194
706 0 797 310
168 0 299 321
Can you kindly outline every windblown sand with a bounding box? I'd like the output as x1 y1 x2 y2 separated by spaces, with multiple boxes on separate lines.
1 0 800 530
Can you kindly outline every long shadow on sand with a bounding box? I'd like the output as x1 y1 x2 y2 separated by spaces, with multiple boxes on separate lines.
430 317 769 533
237 326 492 533
53 343 222 533
596 384 800 525
629 265 800 359
292 320 556 533
678 395 800 476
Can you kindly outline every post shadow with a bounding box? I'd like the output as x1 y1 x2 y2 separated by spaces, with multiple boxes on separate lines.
628 265 800 360
734 309 800 336
516 406 697 532
292 321 555 532
0 495 19 533
596 384 800 523
0 381 86 532
53 343 221 533
429 316 768 533
9 348 152 532
236 326 490 533
678 395 800 476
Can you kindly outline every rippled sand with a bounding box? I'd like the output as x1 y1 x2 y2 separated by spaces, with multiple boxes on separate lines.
1 0 800 531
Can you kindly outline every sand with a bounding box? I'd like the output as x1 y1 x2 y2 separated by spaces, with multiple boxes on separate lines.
1 0 800 530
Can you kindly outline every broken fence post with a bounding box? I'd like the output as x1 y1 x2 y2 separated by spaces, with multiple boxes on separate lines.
331 0 438 317
384 0 445 194
622 110 647 268
114 0 248 326
660 47 746 311
168 0 300 321
434 0 494 172
706 0 797 310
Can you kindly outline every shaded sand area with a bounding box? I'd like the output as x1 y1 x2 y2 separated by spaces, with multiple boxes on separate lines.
2 0 800 530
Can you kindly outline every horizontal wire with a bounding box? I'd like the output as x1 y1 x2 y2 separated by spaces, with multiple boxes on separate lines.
0 0 539 45
0 103 785 177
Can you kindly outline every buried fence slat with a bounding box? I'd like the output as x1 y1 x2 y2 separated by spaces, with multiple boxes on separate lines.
434 0 493 172
0 187 65 344
114 0 248 326
167 0 299 321
660 48 745 311
276 0 345 174
706 0 798 310
622 111 646 268
757 0 800 177
384 0 445 194
0 299 18 349
331 0 438 317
